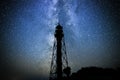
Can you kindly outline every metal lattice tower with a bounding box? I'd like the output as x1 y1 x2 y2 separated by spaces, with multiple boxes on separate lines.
49 24 70 80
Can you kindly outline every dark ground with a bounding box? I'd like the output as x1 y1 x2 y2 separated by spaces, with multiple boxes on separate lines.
1 67 120 80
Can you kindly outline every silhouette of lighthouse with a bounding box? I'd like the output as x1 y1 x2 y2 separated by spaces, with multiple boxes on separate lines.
49 24 71 80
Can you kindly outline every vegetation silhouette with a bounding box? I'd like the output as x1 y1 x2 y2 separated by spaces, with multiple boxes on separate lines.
69 67 120 80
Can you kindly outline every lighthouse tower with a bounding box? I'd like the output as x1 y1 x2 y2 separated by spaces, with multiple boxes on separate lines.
49 24 70 80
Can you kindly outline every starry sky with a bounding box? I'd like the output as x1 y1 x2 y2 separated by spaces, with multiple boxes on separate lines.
0 0 120 77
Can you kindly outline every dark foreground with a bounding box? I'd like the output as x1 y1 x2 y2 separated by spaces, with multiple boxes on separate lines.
1 67 120 80
70 67 120 80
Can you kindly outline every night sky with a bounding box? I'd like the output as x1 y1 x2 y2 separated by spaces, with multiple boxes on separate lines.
0 0 120 77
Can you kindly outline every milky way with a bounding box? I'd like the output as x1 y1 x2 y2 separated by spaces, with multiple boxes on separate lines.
0 0 120 76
